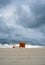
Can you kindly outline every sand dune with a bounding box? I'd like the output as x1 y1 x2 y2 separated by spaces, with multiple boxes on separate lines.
0 48 45 65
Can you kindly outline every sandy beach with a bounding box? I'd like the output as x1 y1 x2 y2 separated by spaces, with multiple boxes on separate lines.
0 48 45 65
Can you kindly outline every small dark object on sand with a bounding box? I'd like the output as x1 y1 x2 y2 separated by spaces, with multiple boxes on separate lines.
13 46 15 48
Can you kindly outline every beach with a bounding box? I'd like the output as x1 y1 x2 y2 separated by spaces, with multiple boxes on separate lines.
0 48 45 65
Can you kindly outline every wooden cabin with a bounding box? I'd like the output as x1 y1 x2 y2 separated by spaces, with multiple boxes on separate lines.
19 42 25 48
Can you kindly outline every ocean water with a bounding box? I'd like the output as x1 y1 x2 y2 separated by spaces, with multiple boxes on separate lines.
0 43 43 48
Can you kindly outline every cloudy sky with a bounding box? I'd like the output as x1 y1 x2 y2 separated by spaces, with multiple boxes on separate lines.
0 0 45 45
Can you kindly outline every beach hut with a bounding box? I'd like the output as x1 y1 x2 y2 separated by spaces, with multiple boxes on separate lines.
19 42 25 48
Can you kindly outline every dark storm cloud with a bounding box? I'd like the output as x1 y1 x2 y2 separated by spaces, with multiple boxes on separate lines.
0 0 11 8
16 0 45 28
0 17 10 33
29 0 45 28
0 0 45 45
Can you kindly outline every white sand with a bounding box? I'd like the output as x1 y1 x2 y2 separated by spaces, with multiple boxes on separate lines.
0 48 45 65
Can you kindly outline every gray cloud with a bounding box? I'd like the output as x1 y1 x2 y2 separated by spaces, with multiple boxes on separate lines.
0 17 9 33
0 0 11 8
0 0 45 45
16 0 45 28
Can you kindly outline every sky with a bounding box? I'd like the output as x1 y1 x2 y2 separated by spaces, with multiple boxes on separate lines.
0 0 45 45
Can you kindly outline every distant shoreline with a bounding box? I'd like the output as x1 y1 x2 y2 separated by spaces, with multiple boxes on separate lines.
0 43 44 48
